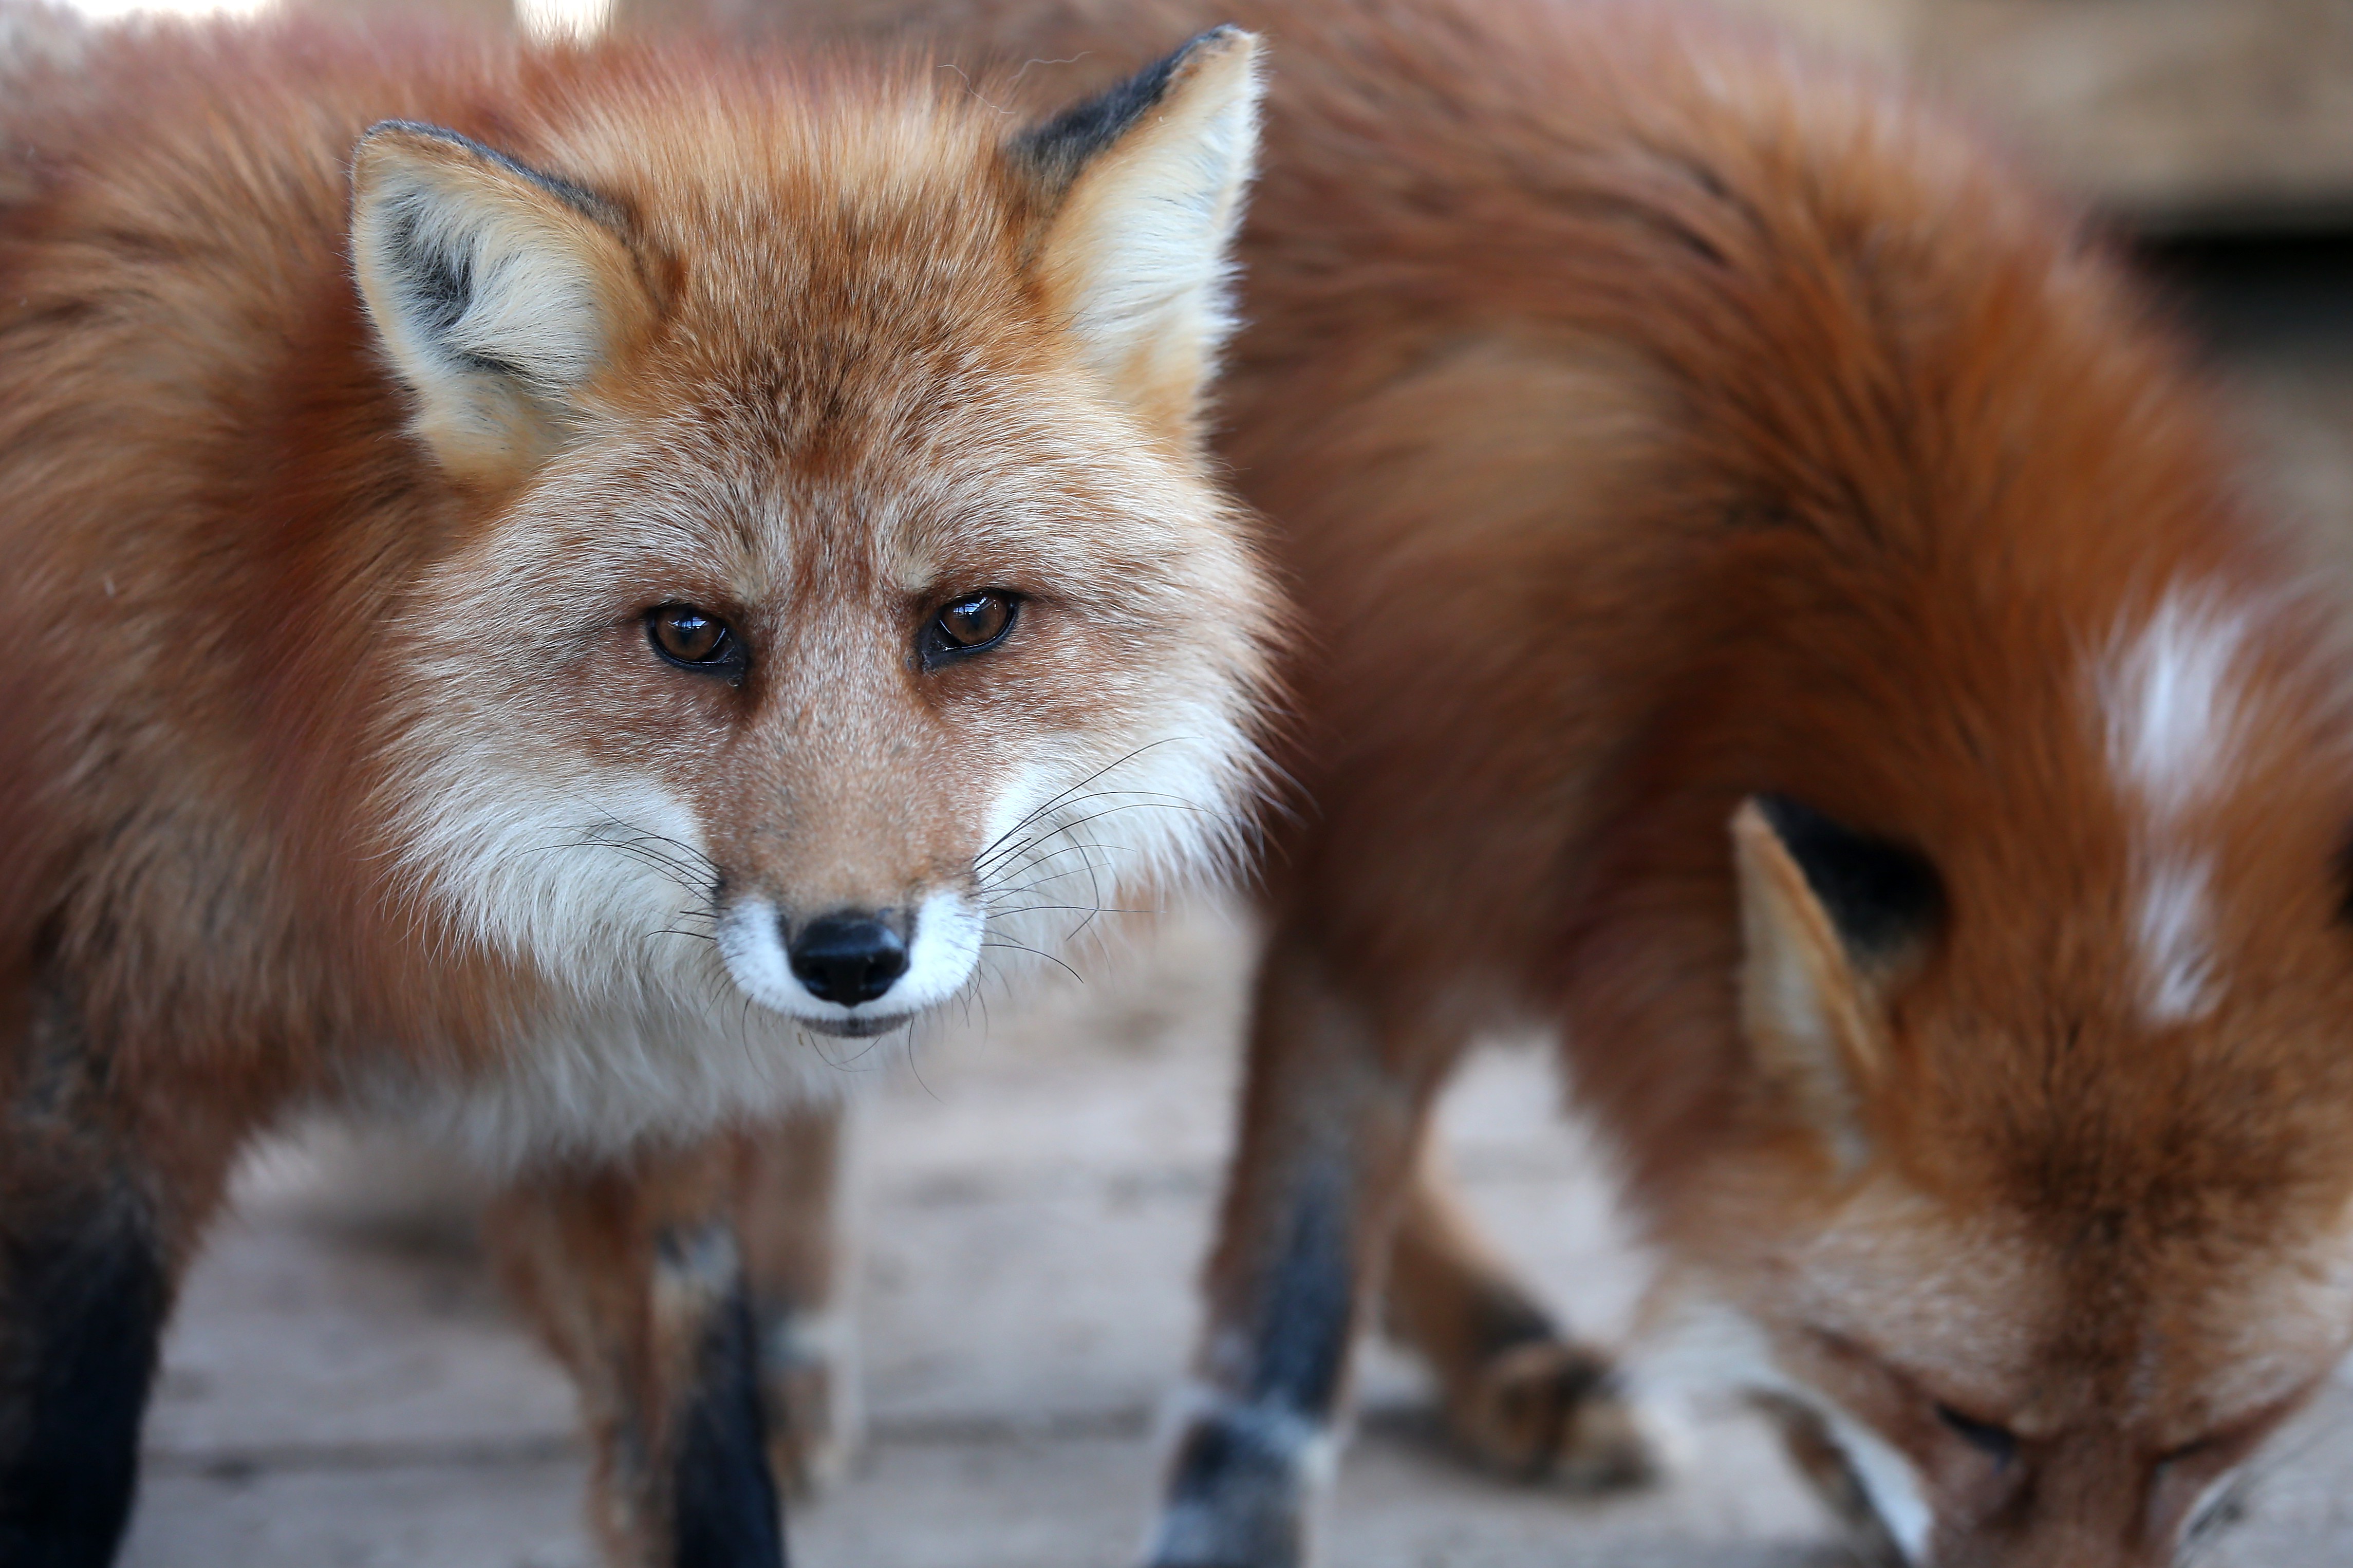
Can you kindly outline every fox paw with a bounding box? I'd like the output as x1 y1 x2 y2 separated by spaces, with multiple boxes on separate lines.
1448 1339 1656 1489
758 1311 862 1498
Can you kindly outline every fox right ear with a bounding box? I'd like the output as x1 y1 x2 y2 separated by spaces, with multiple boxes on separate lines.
351 122 654 487
1731 796 1943 1170
1016 27 1263 441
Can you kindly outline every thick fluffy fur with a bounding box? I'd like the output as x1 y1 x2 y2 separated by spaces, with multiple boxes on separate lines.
773 0 2353 1562
0 10 1277 1564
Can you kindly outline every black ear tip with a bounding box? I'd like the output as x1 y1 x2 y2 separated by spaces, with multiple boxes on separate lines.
1751 793 1830 851
354 119 472 157
350 120 614 224
1751 793 1945 960
1012 22 1258 193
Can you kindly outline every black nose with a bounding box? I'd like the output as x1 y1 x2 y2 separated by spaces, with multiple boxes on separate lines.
786 914 909 1006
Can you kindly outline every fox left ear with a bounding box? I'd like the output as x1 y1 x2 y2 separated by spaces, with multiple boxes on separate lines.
1015 26 1263 439
351 121 656 487
1731 796 1943 1170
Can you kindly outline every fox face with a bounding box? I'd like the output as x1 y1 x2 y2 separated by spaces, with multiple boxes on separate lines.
345 35 1277 1154
1700 1181 2349 1568
1655 596 2353 1567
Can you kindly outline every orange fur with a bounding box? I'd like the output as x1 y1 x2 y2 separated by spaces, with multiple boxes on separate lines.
764 0 2353 1561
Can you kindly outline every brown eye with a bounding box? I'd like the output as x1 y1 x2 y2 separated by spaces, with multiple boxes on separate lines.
921 591 1018 667
647 604 744 678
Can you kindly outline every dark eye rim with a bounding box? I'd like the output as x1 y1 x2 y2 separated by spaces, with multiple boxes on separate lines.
919 589 1022 670
645 602 749 683
1935 1403 2018 1468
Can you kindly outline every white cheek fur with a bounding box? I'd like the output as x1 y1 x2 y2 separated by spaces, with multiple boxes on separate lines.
394 759 719 1000
367 763 834 1168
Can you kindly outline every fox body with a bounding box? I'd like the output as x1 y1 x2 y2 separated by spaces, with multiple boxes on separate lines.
0 9 1276 1563
762 0 2353 1562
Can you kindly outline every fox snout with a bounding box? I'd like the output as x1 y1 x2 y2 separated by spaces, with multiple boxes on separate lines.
787 914 909 1006
717 887 984 1036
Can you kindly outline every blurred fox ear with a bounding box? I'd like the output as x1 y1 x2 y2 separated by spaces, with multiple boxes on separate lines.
1731 796 1943 1169
1016 26 1263 439
351 121 653 486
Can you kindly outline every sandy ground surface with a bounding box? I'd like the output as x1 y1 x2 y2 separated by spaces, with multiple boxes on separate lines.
114 257 2353 1566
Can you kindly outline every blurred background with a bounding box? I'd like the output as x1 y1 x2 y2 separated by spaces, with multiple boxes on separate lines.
52 0 2353 228
36 0 2350 1563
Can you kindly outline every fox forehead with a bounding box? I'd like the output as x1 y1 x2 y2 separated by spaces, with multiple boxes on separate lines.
496 380 1202 606
1789 1187 2049 1408
1785 1171 2353 1439
507 80 1106 461
537 64 1021 262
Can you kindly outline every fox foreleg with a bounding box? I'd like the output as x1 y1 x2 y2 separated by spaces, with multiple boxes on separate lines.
0 1187 170 1568
1146 937 1446 1568
0 992 237 1568
728 1107 861 1498
487 1144 785 1568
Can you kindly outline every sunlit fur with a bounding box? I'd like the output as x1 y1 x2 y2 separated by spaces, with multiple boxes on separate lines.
787 0 2353 1562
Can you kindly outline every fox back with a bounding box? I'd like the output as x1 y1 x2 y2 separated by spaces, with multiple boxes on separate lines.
0 13 1280 1165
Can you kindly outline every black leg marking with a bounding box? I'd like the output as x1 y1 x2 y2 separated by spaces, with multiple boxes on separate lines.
1159 1406 1323 1568
1154 1166 1355 1568
0 1213 168 1568
1248 1164 1354 1415
674 1279 786 1568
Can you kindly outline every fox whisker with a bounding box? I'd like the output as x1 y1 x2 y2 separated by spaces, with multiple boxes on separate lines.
974 793 1229 878
980 902 1157 919
978 938 1086 985
971 741 1192 866
977 838 1143 887
529 831 715 903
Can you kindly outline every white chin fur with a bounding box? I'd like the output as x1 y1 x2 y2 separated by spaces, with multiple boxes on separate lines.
717 887 983 1030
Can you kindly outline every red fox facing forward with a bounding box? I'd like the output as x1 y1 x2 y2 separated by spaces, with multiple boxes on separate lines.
775 0 2353 1562
0 8 1276 1564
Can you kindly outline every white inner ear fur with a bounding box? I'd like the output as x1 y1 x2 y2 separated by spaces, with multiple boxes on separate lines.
351 124 648 482
1731 798 1878 1169
1034 32 1263 435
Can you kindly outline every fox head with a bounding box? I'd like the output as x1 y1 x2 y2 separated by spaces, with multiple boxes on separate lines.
347 34 1277 1076
1649 597 2353 1567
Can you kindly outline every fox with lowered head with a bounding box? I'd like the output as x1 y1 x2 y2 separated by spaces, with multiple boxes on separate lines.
759 0 2353 1562
0 6 1277 1564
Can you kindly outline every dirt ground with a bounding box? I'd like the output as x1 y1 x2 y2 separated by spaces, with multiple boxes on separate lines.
113 248 2353 1568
